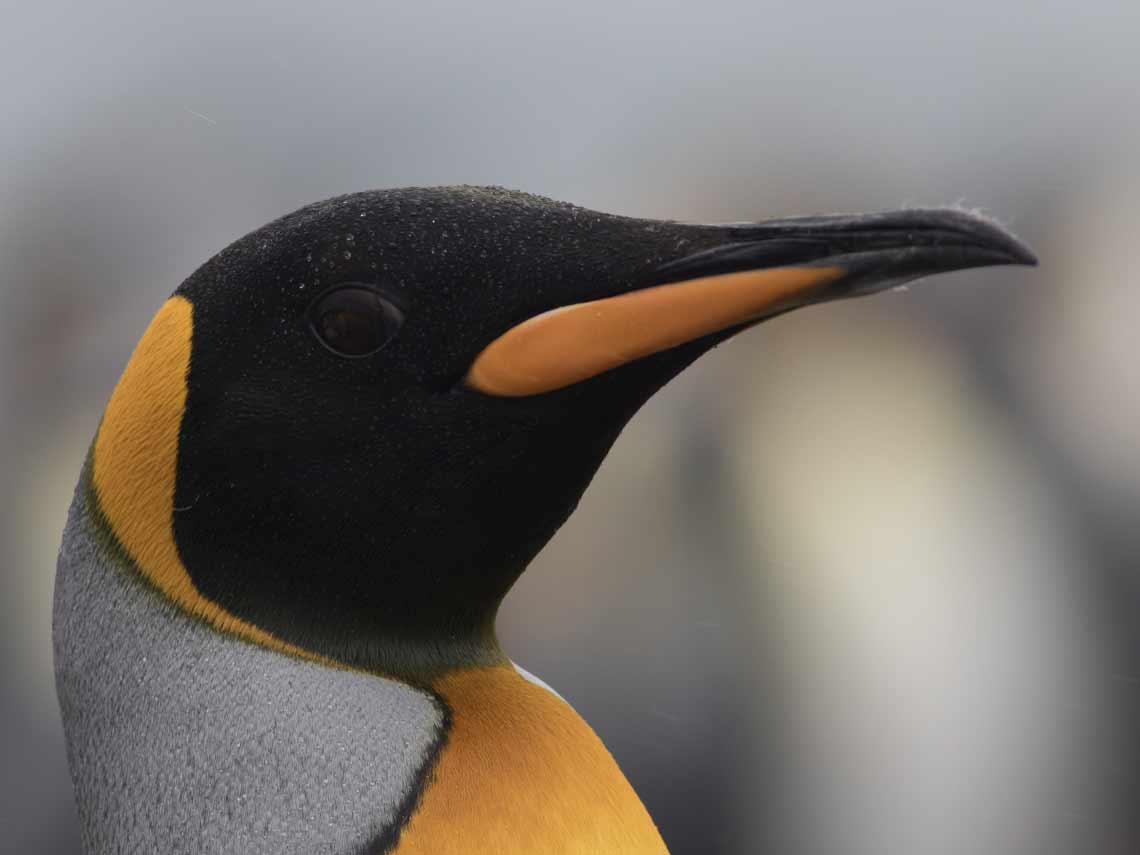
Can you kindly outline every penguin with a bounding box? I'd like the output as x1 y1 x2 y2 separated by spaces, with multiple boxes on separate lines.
54 186 1035 854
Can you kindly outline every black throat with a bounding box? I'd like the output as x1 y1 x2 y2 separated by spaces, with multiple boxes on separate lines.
170 369 644 679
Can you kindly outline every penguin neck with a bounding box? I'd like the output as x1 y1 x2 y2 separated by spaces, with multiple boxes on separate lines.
243 554 528 682
198 570 517 685
318 560 528 680
323 606 512 684
202 504 567 681
84 459 516 686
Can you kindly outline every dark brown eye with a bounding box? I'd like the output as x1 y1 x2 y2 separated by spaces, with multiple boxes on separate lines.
309 285 403 357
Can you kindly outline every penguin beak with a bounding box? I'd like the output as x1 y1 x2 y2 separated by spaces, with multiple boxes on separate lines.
465 208 1036 398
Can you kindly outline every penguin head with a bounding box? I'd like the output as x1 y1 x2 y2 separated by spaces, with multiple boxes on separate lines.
91 186 1035 674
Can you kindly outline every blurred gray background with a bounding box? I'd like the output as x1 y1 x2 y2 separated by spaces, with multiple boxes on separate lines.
3 2 1139 853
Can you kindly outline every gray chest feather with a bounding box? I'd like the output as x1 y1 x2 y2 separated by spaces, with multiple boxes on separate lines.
53 487 442 855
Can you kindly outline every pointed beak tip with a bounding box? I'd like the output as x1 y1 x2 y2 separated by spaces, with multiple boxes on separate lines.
926 206 1038 268
1009 242 1039 268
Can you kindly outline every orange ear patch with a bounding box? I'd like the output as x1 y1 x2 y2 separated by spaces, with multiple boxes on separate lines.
91 296 328 664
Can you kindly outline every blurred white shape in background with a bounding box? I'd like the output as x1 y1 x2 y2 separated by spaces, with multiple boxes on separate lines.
729 303 1112 855
1014 160 1140 507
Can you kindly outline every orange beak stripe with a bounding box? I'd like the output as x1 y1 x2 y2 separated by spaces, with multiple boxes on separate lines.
466 264 845 397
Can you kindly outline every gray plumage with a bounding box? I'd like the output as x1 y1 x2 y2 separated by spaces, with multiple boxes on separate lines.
53 469 443 855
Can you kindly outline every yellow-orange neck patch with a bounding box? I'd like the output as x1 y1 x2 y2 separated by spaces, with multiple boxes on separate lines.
91 296 330 666
396 665 668 855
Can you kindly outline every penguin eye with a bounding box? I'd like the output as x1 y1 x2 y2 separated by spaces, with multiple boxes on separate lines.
309 285 404 357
